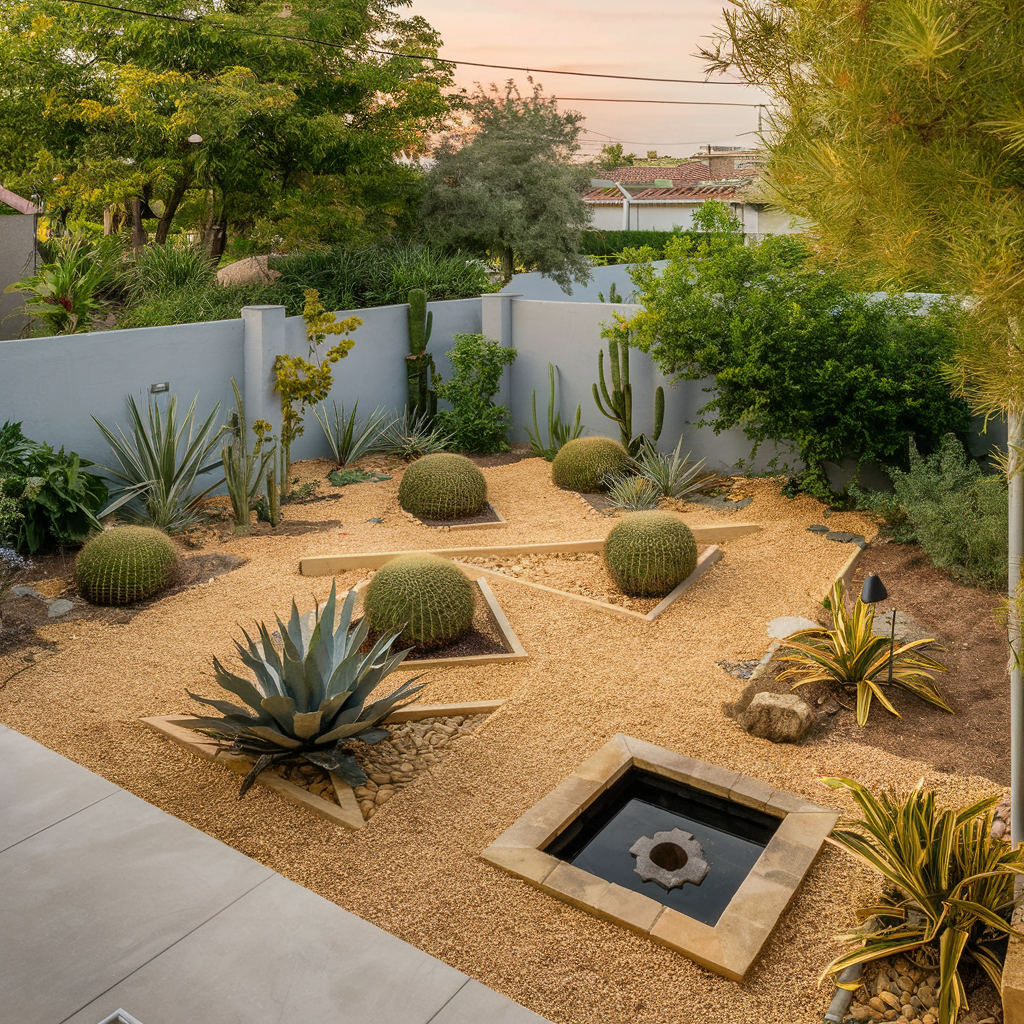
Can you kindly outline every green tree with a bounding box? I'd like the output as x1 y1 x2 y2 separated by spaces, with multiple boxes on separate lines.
597 143 635 169
624 233 972 497
0 0 452 255
419 81 593 289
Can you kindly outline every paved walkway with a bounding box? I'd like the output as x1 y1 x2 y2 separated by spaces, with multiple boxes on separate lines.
0 724 549 1024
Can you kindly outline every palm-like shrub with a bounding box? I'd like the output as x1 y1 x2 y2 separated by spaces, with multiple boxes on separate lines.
364 554 475 650
398 453 487 519
75 525 176 604
822 777 1024 1024
552 436 630 492
94 392 226 532
777 580 951 726
183 582 424 796
603 512 697 597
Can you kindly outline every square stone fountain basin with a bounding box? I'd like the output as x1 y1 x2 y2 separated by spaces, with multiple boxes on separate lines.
480 735 839 980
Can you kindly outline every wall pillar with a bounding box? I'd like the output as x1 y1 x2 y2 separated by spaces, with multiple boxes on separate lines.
241 305 286 429
481 292 521 417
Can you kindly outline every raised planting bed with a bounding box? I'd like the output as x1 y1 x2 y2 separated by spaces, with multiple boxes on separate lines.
413 501 507 531
142 700 506 830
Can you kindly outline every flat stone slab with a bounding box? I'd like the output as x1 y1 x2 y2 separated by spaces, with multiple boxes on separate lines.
47 597 76 617
871 608 934 644
766 615 820 639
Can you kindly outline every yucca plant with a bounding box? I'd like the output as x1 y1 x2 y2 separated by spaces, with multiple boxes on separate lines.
314 400 391 467
94 393 226 532
182 582 424 796
634 438 713 500
822 777 1024 1024
375 407 453 459
604 472 661 511
777 580 951 726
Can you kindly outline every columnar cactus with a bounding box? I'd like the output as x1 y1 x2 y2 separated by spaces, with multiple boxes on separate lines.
593 333 664 455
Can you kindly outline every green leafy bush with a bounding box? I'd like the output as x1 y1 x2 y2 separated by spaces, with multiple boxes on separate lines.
625 234 973 500
364 554 475 650
434 334 517 453
852 434 1007 588
398 453 487 519
603 512 697 597
75 525 177 604
114 283 268 329
0 420 107 553
551 436 630 492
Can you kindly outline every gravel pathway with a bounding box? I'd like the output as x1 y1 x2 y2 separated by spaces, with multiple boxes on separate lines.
0 459 1007 1024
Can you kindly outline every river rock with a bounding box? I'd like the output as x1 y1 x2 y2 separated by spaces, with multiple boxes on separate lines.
737 692 815 743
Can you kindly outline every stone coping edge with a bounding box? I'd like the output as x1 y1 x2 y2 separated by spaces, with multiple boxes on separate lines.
142 699 507 832
418 503 508 531
298 522 761 575
479 734 839 981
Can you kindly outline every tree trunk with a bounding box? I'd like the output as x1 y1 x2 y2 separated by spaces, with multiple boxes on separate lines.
129 196 147 251
154 176 190 245
1009 409 1023 846
500 246 515 284
207 214 228 261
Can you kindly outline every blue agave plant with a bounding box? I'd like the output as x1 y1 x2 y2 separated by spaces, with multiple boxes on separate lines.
184 581 424 797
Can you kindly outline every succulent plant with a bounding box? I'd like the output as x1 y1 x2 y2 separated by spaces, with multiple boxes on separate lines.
75 525 177 604
183 582 424 796
551 436 630 492
364 554 475 650
398 452 487 519
603 512 697 597
604 472 661 511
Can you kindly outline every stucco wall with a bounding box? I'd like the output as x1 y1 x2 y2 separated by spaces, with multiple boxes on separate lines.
0 214 37 341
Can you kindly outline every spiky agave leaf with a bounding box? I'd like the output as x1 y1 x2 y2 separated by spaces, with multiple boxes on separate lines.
182 580 425 796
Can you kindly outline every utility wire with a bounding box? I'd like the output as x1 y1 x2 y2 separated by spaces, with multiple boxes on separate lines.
559 97 764 108
59 0 751 87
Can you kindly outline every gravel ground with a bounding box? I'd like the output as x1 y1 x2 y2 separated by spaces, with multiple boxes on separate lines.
0 459 1008 1024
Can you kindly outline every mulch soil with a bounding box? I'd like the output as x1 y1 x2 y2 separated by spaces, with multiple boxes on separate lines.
416 502 504 528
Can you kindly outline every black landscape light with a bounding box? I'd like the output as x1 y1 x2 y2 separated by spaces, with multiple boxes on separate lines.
861 574 895 685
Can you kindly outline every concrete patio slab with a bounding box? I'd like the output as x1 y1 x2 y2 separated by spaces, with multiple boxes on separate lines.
429 979 552 1024
63 873 469 1024
0 723 118 853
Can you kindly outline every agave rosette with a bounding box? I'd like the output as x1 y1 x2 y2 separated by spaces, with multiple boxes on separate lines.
776 580 951 726
184 582 424 796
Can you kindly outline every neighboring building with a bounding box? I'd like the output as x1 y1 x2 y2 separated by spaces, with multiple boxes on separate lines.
0 186 39 341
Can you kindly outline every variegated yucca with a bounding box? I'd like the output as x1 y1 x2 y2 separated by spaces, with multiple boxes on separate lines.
183 582 424 796
776 580 951 726
822 777 1024 1024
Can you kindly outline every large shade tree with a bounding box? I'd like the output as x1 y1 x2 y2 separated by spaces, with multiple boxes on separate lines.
701 0 1024 955
0 0 452 254
419 81 593 290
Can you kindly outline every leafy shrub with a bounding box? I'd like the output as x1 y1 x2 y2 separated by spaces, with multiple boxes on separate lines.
822 776 1024 1024
398 453 487 520
603 511 697 597
114 283 268 329
375 408 452 459
364 554 475 650
0 548 31 623
852 434 1007 588
75 526 177 604
0 421 107 553
604 473 660 511
777 579 950 726
434 334 517 453
128 242 215 295
551 436 630 492
94 393 226 533
0 484 22 545
183 582 425 796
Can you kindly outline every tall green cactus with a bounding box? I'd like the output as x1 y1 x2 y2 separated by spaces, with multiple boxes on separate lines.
406 289 437 421
593 333 663 455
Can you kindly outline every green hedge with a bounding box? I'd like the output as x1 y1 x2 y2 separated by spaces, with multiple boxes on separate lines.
581 230 722 262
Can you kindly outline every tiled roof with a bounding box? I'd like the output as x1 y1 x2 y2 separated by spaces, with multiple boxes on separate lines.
602 163 713 184
582 183 742 203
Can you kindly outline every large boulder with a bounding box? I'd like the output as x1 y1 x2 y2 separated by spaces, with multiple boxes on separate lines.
737 692 814 743
216 255 280 288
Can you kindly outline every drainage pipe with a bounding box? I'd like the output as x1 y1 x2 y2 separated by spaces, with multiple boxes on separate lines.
823 962 864 1024
614 182 632 231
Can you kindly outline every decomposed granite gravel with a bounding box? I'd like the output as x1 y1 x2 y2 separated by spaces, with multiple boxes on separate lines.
0 458 1007 1024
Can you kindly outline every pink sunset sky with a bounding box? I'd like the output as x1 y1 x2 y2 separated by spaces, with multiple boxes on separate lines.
408 0 773 159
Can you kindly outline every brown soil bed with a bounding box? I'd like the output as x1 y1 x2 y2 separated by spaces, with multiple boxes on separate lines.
747 540 1010 786
462 550 709 613
416 502 503 528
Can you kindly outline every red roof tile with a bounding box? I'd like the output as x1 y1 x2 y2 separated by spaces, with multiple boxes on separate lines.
582 183 742 202
602 163 713 185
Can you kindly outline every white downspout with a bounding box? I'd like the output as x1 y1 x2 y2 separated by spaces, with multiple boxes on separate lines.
615 182 632 231
1010 408 1023 847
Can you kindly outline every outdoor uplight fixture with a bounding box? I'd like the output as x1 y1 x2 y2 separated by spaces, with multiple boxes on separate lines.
861 574 895 685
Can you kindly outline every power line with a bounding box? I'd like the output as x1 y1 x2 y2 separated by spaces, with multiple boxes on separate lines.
559 97 764 108
59 0 751 87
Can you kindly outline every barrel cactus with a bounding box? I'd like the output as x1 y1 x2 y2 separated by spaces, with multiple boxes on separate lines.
75 525 177 604
603 512 697 598
398 452 487 520
364 554 475 650
552 436 630 492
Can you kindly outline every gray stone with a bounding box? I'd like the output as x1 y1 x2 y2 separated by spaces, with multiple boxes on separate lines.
825 530 866 547
630 828 710 890
737 692 815 743
10 584 45 601
214 254 280 287
807 524 830 534
46 598 76 618
766 615 820 639
872 609 934 645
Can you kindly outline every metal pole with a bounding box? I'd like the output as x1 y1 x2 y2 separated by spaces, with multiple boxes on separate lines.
1010 408 1024 847
887 607 896 686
